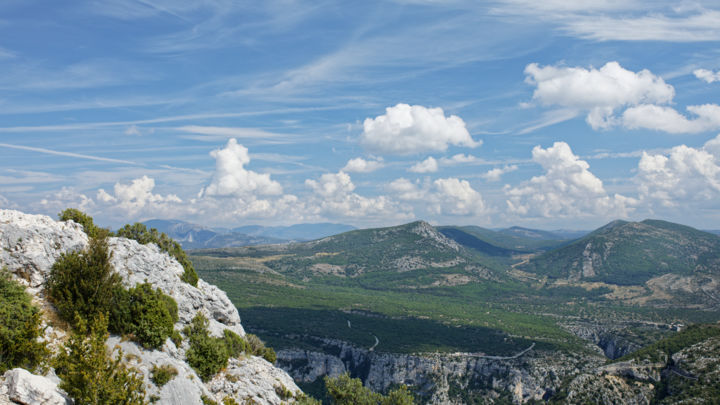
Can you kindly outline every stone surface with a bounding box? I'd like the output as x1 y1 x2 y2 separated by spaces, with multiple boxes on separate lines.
0 209 300 405
2 368 71 405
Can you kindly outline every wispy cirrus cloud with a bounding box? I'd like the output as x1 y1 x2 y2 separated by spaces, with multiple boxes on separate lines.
0 143 139 165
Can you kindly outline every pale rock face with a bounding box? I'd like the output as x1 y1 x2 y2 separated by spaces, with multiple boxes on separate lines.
2 369 71 405
0 209 299 405
0 209 88 287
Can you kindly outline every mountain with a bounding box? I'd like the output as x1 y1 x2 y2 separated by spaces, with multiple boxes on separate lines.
190 217 720 403
196 220 503 289
142 219 286 249
232 223 356 241
0 210 300 404
521 219 720 284
440 225 571 253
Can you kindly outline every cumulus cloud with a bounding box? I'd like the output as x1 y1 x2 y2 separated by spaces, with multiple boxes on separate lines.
482 165 518 181
96 176 182 216
39 187 95 213
637 134 720 208
524 61 674 129
342 157 384 173
505 142 635 218
432 178 486 216
386 177 487 217
360 103 480 155
694 68 720 83
305 171 410 221
201 138 282 198
409 157 438 173
622 104 720 134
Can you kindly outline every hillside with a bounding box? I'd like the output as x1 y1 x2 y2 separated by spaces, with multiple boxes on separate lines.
521 219 720 284
143 219 286 249
0 210 301 405
441 225 571 253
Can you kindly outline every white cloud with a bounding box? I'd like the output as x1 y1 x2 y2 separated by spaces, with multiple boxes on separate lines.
386 176 487 216
97 176 182 216
176 125 285 141
524 61 674 129
201 138 283 198
39 187 95 213
622 104 720 134
342 157 384 173
482 165 518 181
439 154 478 165
386 178 427 201
409 157 438 173
694 68 720 83
124 125 141 136
505 142 636 218
637 134 720 208
432 178 486 216
360 103 480 155
305 171 410 221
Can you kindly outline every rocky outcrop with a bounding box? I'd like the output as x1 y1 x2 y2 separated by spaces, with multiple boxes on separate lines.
1 369 71 405
0 209 300 405
277 337 604 404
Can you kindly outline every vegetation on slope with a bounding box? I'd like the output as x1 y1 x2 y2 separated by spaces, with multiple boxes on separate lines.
0 268 48 373
521 219 720 285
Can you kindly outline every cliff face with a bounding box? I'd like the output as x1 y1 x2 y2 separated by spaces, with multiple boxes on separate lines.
0 209 300 405
276 338 605 404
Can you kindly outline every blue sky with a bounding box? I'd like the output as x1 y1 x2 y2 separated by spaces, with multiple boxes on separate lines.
2 1 720 230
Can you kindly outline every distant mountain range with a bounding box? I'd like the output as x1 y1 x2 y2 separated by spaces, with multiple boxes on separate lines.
142 219 355 249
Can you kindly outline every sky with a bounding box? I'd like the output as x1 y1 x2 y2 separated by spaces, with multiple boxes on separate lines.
2 1 720 230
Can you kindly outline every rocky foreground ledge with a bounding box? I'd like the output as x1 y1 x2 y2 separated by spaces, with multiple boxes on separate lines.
0 209 300 405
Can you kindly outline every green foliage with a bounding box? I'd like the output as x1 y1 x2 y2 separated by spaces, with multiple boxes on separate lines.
221 396 239 405
222 329 246 358
244 333 276 363
46 235 122 327
59 208 101 238
617 323 720 363
54 315 147 405
184 313 231 381
324 373 414 405
151 364 178 387
201 395 218 405
116 222 198 286
0 269 48 373
109 282 178 349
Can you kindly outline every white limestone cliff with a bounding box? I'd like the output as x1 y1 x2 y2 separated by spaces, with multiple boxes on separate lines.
0 209 301 405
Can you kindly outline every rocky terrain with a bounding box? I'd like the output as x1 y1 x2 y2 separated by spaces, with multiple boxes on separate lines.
275 337 606 404
0 209 301 405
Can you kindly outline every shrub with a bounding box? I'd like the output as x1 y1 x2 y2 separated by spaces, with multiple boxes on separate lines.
58 208 100 238
109 283 178 349
0 269 48 373
116 223 198 287
324 373 414 405
223 329 246 358
244 333 276 363
54 315 146 405
45 235 121 327
185 313 230 381
151 364 178 387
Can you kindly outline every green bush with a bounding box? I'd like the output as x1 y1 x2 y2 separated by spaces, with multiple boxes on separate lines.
324 373 414 405
222 329 246 358
58 208 100 238
54 315 146 405
244 333 276 363
46 235 122 327
0 269 48 373
151 364 178 387
184 313 231 381
110 283 178 349
116 223 198 286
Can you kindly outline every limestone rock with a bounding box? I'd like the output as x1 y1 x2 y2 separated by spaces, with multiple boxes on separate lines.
2 368 71 405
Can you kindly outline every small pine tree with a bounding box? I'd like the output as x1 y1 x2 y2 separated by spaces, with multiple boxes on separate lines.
45 235 122 327
54 315 146 405
0 269 48 373
324 373 415 405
